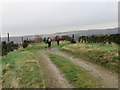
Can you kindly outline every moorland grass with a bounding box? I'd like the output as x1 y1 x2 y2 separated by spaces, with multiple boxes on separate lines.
47 53 102 88
26 41 119 72
26 41 70 51
26 43 46 51
2 49 45 88
80 43 118 50
61 43 119 72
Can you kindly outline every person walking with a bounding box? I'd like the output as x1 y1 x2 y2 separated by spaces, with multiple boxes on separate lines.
47 37 52 48
43 37 48 44
55 35 60 45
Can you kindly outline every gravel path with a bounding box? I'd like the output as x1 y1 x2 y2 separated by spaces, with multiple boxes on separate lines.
35 51 73 88
51 50 118 88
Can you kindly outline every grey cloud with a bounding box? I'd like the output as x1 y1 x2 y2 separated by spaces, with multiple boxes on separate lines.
2 2 118 36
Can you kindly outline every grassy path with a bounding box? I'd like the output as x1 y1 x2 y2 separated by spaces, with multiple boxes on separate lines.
47 52 103 88
27 42 118 88
33 50 73 88
2 42 118 88
50 50 118 88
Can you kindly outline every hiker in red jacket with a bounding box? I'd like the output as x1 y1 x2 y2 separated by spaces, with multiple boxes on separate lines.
55 35 60 45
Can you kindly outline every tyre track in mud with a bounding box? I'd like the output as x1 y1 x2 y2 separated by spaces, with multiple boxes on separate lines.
35 50 73 88
50 50 118 88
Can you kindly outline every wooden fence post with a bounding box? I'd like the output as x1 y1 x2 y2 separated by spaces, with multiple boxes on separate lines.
72 34 74 39
22 37 24 45
7 33 10 43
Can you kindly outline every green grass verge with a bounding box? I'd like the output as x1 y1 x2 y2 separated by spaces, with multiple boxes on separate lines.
47 53 102 88
26 43 46 51
61 43 119 72
51 41 70 48
2 49 45 88
80 43 118 50
26 41 70 51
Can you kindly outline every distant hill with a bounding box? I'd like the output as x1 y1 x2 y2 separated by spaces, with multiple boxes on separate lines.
55 28 118 37
2 27 118 43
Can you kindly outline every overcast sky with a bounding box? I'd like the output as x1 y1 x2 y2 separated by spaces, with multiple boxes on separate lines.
1 0 118 37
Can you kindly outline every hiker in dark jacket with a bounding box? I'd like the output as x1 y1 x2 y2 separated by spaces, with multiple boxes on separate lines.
43 37 48 44
55 35 60 45
47 37 52 48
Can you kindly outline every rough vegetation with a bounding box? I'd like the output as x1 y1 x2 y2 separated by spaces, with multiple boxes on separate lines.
2 49 45 88
1 33 119 88
62 43 119 72
48 53 102 88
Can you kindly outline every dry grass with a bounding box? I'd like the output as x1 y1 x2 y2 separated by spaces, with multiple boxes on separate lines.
25 60 38 63
11 77 19 88
62 43 119 72
2 49 45 88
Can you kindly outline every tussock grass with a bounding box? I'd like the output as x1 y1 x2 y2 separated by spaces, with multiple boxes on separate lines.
62 43 119 72
79 43 118 50
51 41 70 48
26 41 70 52
26 43 46 51
47 53 102 88
2 49 45 88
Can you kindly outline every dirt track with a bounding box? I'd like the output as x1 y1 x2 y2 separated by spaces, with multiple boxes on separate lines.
35 51 73 88
50 50 118 88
